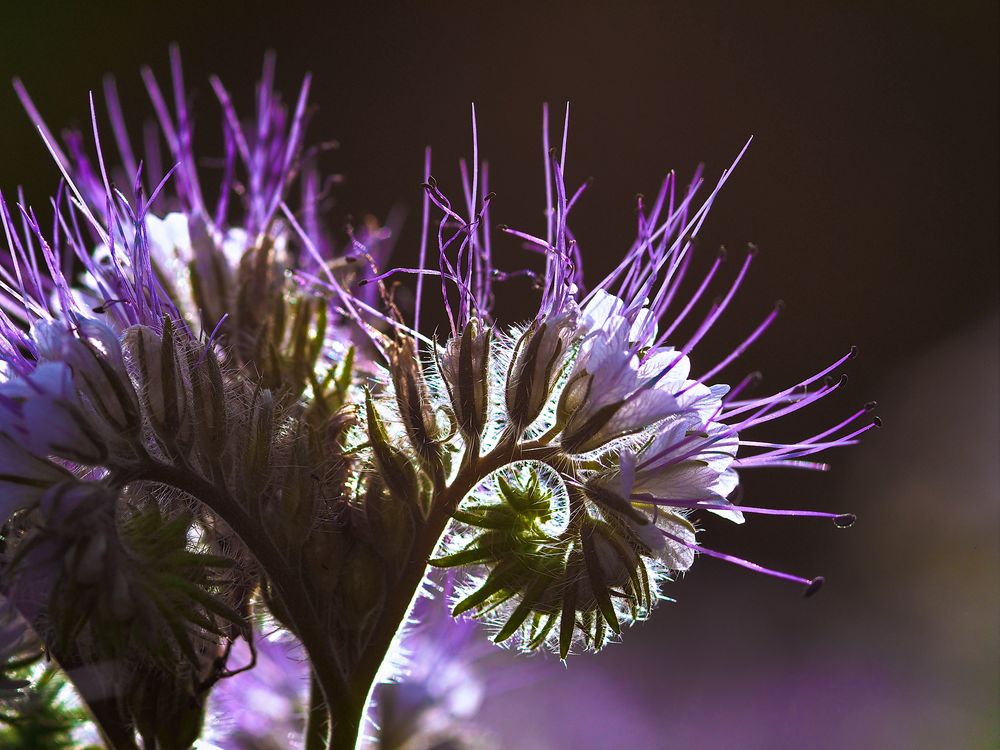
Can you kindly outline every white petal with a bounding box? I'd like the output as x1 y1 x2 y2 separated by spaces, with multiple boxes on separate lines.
656 514 696 571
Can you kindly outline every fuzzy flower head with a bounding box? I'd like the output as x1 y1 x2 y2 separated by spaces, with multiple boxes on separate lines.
357 105 874 658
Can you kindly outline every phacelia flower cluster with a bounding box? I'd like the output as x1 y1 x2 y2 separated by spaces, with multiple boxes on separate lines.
353 106 875 661
0 52 874 750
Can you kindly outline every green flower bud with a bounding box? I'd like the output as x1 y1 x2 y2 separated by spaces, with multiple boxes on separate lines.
388 340 445 474
365 390 422 510
504 312 577 432
438 318 492 443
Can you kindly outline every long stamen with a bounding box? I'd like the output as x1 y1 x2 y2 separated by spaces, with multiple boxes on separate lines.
689 300 782 389
660 529 823 596
658 247 726 343
637 496 856 527
722 347 857 419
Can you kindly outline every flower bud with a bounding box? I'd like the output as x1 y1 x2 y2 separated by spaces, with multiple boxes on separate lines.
126 318 192 454
365 390 422 510
274 425 318 541
58 320 142 446
438 318 492 442
505 312 577 431
185 343 228 463
388 340 445 473
241 387 275 497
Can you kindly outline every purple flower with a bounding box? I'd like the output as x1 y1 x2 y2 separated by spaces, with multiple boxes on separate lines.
204 631 309 750
368 104 875 656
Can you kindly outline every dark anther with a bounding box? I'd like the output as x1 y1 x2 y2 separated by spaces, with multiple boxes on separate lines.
717 245 727 259
357 279 371 287
804 577 825 598
864 400 878 411
92 298 128 314
873 416 884 428
849 345 859 358
834 513 857 529
484 191 496 202
497 223 510 232
774 300 786 313
747 242 760 257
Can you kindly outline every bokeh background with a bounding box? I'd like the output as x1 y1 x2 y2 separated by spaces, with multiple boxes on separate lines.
1 2 996 749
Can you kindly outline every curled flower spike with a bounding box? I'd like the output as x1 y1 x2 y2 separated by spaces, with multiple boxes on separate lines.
338 103 875 665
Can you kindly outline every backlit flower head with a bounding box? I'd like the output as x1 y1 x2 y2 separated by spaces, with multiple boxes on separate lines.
359 105 875 658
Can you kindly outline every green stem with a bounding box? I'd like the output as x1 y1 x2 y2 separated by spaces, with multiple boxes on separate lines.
49 648 139 750
305 674 331 750
131 460 359 741
328 438 558 749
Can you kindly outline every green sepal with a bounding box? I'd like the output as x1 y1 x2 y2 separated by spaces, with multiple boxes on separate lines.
452 562 520 617
365 389 421 509
581 523 622 635
527 611 557 650
493 573 553 644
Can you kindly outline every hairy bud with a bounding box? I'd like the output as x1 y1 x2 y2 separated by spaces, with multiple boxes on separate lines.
243 388 275 495
438 318 492 443
388 340 445 474
365 390 422 510
185 342 228 463
126 318 193 455
504 312 577 431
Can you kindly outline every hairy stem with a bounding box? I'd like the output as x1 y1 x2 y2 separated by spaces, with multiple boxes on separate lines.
130 460 359 742
305 675 332 750
328 438 558 749
51 649 139 750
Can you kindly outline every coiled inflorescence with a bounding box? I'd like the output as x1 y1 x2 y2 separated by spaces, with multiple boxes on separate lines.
354 106 876 660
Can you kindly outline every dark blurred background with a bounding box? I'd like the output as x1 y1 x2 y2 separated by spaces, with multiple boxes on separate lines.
1 2 996 748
